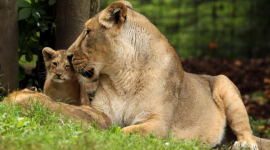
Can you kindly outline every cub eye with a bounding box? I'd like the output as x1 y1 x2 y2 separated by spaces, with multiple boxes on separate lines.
85 29 91 35
65 65 70 68
53 62 57 66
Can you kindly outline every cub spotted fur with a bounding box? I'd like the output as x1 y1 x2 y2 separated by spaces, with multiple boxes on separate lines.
42 47 97 106
5 88 110 129
65 1 270 149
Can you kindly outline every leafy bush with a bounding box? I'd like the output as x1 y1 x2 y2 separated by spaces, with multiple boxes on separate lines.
101 0 270 59
18 0 56 88
18 0 55 62
250 117 270 139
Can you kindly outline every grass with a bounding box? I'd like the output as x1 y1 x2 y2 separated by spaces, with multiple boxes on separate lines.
1 99 268 150
0 101 208 150
250 117 270 139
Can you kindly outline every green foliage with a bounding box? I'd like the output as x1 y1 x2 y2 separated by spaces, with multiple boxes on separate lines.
249 117 270 139
1 101 268 149
49 0 56 5
0 76 6 101
101 0 270 59
249 90 268 105
18 0 55 63
19 8 32 20
0 90 4 101
18 0 56 89
0 101 209 150
1 101 267 149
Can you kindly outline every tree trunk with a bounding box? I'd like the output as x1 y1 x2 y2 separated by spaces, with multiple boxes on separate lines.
89 0 100 18
0 0 18 92
55 0 100 49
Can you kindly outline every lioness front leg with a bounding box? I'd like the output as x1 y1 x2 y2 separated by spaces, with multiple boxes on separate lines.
212 75 258 150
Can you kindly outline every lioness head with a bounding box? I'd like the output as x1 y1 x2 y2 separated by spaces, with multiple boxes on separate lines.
67 1 175 83
66 1 129 82
43 47 76 83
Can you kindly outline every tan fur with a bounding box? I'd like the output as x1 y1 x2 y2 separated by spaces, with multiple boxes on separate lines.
42 47 98 106
9 1 269 149
5 88 111 129
65 1 270 149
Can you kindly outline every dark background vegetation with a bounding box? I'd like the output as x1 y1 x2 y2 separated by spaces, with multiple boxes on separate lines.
0 0 269 137
103 0 270 59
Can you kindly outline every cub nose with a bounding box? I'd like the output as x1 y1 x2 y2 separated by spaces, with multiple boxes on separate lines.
56 73 62 77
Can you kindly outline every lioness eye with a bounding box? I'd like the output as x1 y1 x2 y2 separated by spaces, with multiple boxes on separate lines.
53 62 57 66
65 65 70 68
85 29 91 35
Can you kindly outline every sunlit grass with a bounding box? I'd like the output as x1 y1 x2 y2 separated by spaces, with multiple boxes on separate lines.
0 101 208 150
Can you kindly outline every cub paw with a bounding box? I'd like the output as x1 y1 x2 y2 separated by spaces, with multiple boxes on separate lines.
232 141 258 150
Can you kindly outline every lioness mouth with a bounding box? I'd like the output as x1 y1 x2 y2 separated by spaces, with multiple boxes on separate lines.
81 68 94 78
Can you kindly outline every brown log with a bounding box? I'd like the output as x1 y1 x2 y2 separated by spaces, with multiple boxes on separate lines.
0 0 18 92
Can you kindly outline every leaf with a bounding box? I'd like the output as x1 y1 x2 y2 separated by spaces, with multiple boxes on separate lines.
38 21 49 32
49 0 56 5
32 9 40 20
36 9 46 15
19 8 32 20
25 52 33 62
18 0 31 8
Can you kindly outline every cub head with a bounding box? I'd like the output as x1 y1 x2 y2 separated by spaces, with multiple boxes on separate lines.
66 1 130 83
42 47 76 83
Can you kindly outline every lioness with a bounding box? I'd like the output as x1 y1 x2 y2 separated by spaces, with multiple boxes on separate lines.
42 47 98 106
65 1 270 149
5 87 110 129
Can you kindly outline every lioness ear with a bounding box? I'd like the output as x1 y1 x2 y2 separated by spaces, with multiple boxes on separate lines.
99 1 127 29
42 47 56 61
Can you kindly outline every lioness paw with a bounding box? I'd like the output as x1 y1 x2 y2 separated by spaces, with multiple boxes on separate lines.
122 125 141 134
232 141 258 150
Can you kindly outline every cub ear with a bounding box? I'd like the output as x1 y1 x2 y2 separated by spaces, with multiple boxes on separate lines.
99 1 127 29
42 47 56 61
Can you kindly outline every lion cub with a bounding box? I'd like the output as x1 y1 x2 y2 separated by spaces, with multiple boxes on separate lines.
42 47 97 106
